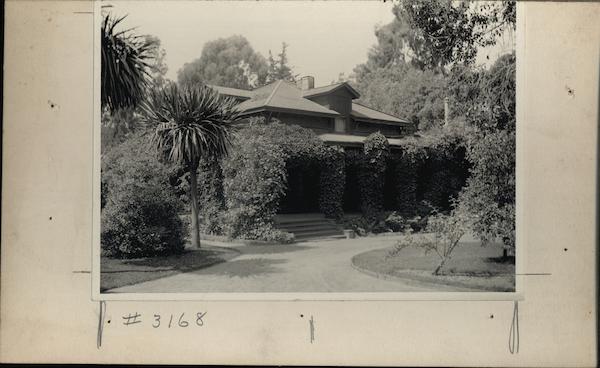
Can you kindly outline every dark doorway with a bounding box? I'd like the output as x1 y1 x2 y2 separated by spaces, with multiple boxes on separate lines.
279 163 321 214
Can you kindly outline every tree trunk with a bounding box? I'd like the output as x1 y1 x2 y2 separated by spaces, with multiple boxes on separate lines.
189 165 201 249
433 257 448 276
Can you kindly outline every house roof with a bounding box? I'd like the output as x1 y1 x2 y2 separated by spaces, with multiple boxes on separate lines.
207 85 253 100
235 80 341 117
351 103 411 125
319 133 405 147
302 82 360 99
209 80 408 124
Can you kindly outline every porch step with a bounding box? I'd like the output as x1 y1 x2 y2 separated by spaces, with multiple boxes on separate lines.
275 214 345 241
295 230 345 240
278 222 337 231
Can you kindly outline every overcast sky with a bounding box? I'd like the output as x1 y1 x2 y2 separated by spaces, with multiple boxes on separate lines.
105 1 514 87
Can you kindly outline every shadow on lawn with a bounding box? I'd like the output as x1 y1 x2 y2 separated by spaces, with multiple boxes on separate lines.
101 246 242 292
108 248 237 273
189 258 287 278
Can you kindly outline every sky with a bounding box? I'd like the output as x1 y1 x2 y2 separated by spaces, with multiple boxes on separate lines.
105 1 396 87
105 1 515 88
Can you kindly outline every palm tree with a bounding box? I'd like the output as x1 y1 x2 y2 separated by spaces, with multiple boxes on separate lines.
140 83 239 248
101 13 156 111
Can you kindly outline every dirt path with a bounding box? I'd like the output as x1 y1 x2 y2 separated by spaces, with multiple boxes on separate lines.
110 235 471 293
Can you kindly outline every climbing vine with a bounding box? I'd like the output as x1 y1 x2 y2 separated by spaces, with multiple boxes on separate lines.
198 156 226 234
391 151 419 216
319 145 346 219
358 132 390 220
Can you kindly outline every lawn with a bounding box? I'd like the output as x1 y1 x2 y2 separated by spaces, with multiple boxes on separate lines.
351 234 515 292
101 245 240 292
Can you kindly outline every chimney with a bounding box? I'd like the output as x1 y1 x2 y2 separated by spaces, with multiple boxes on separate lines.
297 76 314 90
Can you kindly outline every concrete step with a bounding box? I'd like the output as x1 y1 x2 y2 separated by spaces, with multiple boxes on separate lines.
276 217 328 225
293 228 345 239
296 234 346 242
275 213 345 241
294 229 344 238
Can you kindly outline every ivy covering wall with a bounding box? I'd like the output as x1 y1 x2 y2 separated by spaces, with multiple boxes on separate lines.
201 118 469 242
392 152 419 216
319 145 346 220
197 156 226 235
358 132 390 220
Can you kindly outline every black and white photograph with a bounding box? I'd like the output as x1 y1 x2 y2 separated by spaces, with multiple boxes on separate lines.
4 0 600 365
98 0 517 294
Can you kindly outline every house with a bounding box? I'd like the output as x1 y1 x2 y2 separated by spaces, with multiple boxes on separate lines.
204 77 467 241
209 76 415 148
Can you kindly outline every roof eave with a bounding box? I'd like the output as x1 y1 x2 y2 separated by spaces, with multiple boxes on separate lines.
352 116 412 126
239 106 340 118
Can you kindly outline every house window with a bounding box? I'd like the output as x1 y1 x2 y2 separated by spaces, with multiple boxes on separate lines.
334 117 346 133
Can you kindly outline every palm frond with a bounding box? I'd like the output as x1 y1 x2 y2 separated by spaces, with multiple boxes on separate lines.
140 83 240 168
101 13 156 111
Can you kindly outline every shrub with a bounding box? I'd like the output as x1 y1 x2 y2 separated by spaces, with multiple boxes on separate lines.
101 133 185 258
342 211 408 236
342 216 370 237
406 215 427 233
423 209 468 275
258 228 296 244
460 129 515 253
101 183 185 258
384 211 406 232
388 206 468 275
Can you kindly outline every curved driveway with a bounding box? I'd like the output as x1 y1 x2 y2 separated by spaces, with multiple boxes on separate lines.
111 235 468 293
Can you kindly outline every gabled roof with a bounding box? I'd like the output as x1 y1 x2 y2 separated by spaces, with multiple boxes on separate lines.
351 103 411 125
207 85 253 100
209 79 409 124
235 80 340 117
302 82 360 99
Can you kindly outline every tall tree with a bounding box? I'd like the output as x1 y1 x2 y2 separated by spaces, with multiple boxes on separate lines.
177 35 268 89
101 13 155 111
397 0 516 73
353 63 447 129
353 0 516 130
456 53 516 254
145 35 169 89
140 83 239 249
266 42 297 83
398 1 516 252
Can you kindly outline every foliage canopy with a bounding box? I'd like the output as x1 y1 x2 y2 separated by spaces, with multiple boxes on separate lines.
177 35 269 89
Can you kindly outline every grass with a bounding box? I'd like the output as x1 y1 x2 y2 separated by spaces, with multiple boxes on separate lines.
101 245 239 292
351 235 515 292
